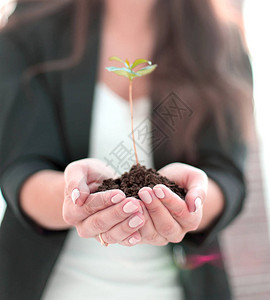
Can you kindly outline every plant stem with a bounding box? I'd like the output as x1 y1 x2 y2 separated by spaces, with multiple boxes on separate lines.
129 79 139 165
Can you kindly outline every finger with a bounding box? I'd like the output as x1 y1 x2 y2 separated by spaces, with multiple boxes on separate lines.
76 197 143 238
120 231 142 246
138 187 182 243
158 163 208 212
153 184 187 218
137 203 168 246
184 172 207 213
95 231 142 247
63 189 126 226
64 163 90 206
100 211 144 244
64 159 114 206
153 184 202 231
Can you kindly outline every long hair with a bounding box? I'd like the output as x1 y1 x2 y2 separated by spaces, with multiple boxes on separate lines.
1 0 253 161
151 0 253 160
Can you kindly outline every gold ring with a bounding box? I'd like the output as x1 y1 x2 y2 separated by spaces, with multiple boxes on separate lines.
99 233 109 247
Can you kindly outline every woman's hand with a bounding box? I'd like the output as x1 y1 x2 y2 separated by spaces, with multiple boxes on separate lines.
63 158 145 246
137 163 208 244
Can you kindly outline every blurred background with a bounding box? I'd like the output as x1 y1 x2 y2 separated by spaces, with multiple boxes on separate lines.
0 1 269 299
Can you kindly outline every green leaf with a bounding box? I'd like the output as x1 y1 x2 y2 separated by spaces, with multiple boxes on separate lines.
136 64 157 76
105 67 140 80
131 59 151 70
109 56 125 64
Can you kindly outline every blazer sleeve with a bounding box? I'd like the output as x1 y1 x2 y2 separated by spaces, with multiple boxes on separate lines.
0 31 68 231
183 113 248 248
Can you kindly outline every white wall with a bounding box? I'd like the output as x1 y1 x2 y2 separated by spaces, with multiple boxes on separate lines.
0 0 16 27
243 0 270 236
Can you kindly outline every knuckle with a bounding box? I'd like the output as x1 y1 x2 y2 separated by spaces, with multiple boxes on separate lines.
91 216 107 232
83 202 94 215
64 164 72 177
111 207 124 220
192 225 199 232
90 192 109 210
172 208 184 219
146 231 160 242
76 226 89 239
190 222 200 231
103 231 116 244
170 234 184 243
160 222 176 237
99 192 109 207
201 170 208 182
63 213 73 225
198 168 207 178
118 221 132 236
147 205 161 215
193 168 207 180
163 240 169 246
160 240 169 246
183 218 200 231
62 208 76 225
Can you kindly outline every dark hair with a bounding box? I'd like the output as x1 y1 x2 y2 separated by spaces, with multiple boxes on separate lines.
1 0 253 161
151 0 253 160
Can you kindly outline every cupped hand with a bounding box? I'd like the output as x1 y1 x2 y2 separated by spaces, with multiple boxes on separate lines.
137 163 208 244
63 158 145 246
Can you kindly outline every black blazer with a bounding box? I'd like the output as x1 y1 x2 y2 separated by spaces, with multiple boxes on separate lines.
0 3 249 300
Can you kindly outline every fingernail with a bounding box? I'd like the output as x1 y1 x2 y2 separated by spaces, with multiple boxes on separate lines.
194 197 202 212
129 216 143 228
111 194 125 203
123 201 138 213
71 188 80 204
139 191 152 204
153 187 165 199
129 237 140 245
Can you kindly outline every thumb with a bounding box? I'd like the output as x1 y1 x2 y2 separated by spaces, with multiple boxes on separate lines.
64 163 91 206
185 187 206 213
184 170 208 213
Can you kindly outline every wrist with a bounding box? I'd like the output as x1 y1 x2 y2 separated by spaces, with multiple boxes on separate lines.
20 170 70 230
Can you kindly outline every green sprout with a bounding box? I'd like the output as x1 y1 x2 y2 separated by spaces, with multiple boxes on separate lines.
106 56 157 165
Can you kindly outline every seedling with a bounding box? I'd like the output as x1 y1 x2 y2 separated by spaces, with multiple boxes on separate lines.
106 56 157 165
98 58 185 201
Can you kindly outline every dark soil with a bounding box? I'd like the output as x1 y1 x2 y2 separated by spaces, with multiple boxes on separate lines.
97 164 186 200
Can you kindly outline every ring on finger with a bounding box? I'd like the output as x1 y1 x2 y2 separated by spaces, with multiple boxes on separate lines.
99 233 109 247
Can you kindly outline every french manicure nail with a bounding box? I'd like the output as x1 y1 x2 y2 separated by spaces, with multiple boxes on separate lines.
111 194 124 203
154 187 165 199
71 188 80 204
194 197 202 212
129 216 143 228
129 237 140 245
123 201 138 213
139 191 152 204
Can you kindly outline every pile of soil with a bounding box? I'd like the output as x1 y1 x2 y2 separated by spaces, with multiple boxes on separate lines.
97 164 186 200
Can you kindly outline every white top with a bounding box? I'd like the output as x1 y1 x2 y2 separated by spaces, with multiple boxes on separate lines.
90 82 154 176
41 82 183 300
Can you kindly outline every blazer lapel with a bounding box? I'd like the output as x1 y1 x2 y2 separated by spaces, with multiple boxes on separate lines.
61 10 102 161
